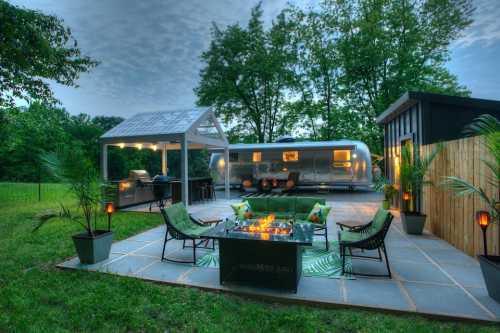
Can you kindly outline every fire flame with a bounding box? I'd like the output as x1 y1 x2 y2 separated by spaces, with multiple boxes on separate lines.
239 214 290 235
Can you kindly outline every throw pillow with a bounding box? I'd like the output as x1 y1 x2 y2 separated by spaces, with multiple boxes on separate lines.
307 203 331 224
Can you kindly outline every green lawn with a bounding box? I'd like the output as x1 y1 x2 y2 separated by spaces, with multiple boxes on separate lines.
0 183 497 332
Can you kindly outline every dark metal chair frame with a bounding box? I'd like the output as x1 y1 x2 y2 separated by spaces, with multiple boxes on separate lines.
339 213 394 278
160 209 214 264
313 224 329 250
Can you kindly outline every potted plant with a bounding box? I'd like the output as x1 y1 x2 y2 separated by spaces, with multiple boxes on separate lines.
36 146 114 264
382 184 397 209
399 142 442 235
443 114 500 303
373 175 397 209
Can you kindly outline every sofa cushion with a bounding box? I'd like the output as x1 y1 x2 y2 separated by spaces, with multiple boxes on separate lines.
273 212 294 220
247 197 268 212
268 197 295 214
294 213 309 221
295 197 326 214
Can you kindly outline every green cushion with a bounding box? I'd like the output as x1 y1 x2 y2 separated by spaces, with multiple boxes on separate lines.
252 211 269 218
164 203 209 238
268 197 295 214
339 230 364 243
295 197 325 214
371 208 389 232
273 212 294 220
247 198 268 212
294 213 309 221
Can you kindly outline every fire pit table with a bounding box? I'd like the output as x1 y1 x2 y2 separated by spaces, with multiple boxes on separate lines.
201 216 314 292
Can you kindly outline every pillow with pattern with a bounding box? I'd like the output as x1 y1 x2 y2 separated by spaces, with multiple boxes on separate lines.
307 203 331 224
230 201 253 219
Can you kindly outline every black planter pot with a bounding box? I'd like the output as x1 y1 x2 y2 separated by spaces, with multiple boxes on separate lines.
401 212 427 235
72 230 113 264
478 255 500 303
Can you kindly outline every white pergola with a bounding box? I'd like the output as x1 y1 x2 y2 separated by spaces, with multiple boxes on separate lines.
99 107 230 206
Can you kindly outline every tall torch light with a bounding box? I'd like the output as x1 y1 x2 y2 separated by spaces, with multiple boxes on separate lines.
402 191 411 212
105 202 115 232
476 210 491 257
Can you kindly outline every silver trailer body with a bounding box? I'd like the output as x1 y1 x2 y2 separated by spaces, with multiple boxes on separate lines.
209 140 372 190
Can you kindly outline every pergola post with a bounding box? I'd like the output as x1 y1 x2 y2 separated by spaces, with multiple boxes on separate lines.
224 147 230 199
161 143 167 175
181 135 189 207
101 143 108 181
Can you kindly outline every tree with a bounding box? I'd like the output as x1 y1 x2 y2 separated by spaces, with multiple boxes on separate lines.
334 0 472 150
288 0 473 152
0 0 98 107
195 3 297 143
0 103 70 181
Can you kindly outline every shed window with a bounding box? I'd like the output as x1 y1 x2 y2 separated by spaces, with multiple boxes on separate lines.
229 152 239 162
283 151 299 162
252 152 262 163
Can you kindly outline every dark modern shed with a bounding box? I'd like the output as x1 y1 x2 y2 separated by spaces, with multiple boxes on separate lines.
376 91 500 192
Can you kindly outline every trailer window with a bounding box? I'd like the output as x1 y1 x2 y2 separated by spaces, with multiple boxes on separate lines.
283 151 299 162
252 152 262 163
333 150 352 168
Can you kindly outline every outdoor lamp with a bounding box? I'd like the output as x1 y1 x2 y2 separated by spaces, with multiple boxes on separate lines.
476 210 491 257
105 202 115 232
119 143 125 149
402 191 410 201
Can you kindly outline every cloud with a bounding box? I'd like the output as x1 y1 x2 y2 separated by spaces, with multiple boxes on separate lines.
10 0 310 117
454 0 500 48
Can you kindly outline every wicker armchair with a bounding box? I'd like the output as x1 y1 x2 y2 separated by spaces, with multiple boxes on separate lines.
338 208 394 278
160 203 213 264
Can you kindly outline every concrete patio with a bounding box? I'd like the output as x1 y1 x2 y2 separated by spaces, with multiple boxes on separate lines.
59 192 500 322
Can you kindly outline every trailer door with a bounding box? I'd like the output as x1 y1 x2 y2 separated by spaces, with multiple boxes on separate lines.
332 149 354 183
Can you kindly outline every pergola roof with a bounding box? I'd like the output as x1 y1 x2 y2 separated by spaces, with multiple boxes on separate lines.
100 107 228 148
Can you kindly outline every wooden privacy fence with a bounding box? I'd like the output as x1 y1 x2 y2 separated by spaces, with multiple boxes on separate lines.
421 136 499 257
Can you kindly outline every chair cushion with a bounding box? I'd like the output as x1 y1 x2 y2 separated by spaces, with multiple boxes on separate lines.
371 208 389 232
247 198 268 212
164 203 209 238
231 201 253 219
307 202 331 224
295 197 326 214
339 230 364 243
268 197 295 214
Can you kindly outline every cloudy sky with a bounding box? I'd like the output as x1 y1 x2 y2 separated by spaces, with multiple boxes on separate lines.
10 0 500 118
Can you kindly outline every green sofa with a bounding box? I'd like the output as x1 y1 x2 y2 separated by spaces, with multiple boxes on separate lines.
233 196 331 249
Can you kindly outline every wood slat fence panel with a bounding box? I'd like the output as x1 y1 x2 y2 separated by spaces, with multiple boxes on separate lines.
421 136 499 257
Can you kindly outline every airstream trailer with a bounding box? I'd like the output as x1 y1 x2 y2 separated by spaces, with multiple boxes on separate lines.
209 140 372 191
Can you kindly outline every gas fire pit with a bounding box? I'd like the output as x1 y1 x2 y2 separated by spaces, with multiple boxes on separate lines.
201 215 314 292
232 214 293 236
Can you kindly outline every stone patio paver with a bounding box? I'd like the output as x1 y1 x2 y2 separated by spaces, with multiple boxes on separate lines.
58 193 499 322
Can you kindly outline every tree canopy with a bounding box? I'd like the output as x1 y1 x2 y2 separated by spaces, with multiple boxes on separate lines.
196 0 474 153
196 4 298 143
0 0 98 107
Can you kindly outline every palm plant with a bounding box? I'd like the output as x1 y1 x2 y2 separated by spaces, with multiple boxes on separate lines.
443 114 500 220
39 145 101 236
400 143 442 214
